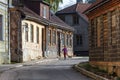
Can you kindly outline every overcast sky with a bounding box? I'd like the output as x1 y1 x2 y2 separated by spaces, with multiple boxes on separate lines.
59 0 76 10
59 0 86 10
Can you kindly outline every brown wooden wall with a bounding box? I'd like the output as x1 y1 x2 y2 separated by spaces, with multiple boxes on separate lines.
86 0 120 62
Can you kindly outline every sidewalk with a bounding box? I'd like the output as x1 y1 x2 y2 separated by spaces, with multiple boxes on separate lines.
0 58 58 74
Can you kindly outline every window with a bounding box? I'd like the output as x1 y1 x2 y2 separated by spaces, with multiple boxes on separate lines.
70 35 72 46
52 30 56 44
25 23 28 42
0 15 3 41
61 33 65 46
103 14 108 46
66 34 69 46
111 11 117 44
73 15 79 25
97 17 101 47
48 29 51 44
43 6 47 18
30 24 34 42
76 34 83 46
36 27 39 43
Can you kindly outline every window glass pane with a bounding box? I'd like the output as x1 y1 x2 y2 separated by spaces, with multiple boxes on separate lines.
48 29 51 44
36 27 39 43
76 34 82 46
43 6 47 18
25 23 28 42
0 15 3 40
111 11 116 44
30 24 34 42
52 30 56 44
61 33 65 46
97 17 101 47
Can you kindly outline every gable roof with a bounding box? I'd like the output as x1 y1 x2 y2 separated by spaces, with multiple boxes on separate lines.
19 6 74 31
56 3 91 21
84 0 110 14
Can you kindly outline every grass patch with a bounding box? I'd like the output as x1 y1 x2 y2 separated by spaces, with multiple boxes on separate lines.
78 62 111 78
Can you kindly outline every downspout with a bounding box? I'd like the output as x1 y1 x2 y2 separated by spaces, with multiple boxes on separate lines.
8 0 11 63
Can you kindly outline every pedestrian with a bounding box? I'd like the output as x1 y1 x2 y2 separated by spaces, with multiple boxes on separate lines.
62 45 68 60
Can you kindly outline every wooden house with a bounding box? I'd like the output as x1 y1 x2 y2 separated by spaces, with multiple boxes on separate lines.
10 0 74 62
84 0 120 76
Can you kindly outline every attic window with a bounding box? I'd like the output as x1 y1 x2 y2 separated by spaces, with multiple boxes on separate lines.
43 6 47 18
73 15 79 25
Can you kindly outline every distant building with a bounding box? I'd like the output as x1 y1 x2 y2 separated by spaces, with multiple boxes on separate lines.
56 2 91 56
84 0 120 76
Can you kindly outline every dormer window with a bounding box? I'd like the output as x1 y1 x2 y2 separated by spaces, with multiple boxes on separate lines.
43 6 47 18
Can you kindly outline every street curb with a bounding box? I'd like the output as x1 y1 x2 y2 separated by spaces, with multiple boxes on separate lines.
73 64 109 80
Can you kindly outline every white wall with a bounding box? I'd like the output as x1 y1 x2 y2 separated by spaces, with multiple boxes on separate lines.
22 20 45 62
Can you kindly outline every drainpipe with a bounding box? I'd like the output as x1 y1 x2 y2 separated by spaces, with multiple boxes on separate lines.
8 0 11 63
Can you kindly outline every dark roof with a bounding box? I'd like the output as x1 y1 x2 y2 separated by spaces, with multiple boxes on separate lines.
50 12 74 31
84 0 110 13
56 3 91 21
19 6 74 31
19 6 49 25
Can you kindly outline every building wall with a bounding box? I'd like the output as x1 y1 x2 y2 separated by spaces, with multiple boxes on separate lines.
22 20 44 62
73 15 89 52
59 13 89 55
45 27 73 58
86 0 120 76
0 0 9 64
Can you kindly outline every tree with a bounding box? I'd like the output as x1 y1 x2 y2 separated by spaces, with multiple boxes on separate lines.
44 0 63 12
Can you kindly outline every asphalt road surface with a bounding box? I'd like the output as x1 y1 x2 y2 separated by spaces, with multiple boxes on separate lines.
0 57 93 80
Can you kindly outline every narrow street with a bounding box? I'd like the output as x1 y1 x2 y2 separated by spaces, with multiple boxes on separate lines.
0 57 92 80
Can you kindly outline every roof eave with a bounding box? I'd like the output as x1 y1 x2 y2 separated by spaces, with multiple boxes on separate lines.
84 0 110 14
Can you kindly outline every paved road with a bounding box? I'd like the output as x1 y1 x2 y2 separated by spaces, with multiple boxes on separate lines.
0 57 93 80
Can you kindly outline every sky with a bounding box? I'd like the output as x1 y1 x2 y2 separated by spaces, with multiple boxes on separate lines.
59 0 76 10
59 0 86 10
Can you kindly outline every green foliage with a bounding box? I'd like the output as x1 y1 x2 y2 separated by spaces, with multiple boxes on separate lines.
78 62 107 74
44 0 63 12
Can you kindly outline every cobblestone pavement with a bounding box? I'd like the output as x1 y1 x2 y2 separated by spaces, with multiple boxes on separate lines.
0 57 93 80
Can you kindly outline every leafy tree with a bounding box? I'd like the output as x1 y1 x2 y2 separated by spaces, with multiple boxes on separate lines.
44 0 63 12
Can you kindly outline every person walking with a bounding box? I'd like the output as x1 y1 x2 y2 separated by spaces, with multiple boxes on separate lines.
62 45 68 60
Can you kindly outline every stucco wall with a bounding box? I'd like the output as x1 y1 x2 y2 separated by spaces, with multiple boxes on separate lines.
0 1 9 64
22 20 44 62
